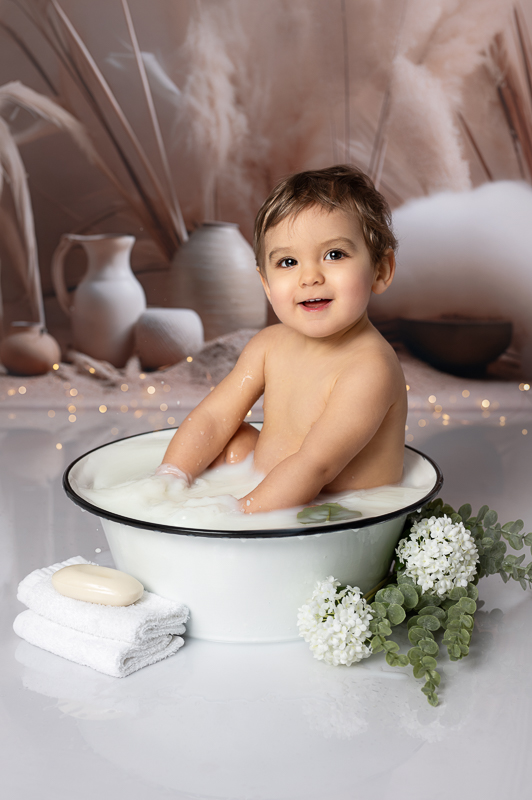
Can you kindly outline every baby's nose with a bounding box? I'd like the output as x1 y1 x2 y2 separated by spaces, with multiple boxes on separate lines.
299 262 325 286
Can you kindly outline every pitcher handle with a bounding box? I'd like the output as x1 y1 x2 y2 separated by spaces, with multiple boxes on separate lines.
51 235 78 318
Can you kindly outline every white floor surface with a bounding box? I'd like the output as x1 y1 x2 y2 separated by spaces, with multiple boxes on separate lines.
1 390 532 799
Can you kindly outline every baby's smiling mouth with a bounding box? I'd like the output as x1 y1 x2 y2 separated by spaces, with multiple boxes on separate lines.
299 298 332 310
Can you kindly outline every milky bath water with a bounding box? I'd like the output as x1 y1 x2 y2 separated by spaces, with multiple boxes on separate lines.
74 431 435 532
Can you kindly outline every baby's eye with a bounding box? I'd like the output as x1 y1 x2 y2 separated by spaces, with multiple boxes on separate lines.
324 250 346 261
278 257 297 268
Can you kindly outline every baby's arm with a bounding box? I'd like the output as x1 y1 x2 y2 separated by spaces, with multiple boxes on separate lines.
240 357 399 513
159 331 267 482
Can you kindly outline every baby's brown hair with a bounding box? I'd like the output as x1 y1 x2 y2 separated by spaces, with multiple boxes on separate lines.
253 164 397 275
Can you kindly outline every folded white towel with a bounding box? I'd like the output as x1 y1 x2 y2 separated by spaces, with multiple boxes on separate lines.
14 556 190 677
13 610 184 678
17 556 189 641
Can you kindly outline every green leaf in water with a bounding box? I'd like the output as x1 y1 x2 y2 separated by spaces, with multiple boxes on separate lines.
297 503 362 525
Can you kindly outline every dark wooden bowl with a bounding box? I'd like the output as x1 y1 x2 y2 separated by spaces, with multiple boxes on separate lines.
400 318 513 377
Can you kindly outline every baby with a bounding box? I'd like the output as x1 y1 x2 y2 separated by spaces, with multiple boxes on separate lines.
159 165 407 514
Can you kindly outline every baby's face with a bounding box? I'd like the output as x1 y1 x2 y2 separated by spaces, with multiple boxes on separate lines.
260 205 391 340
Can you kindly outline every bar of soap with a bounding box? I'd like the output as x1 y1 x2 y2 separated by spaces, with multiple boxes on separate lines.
52 564 144 606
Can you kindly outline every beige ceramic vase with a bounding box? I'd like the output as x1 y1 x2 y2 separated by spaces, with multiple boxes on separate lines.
170 222 266 340
135 308 204 370
51 234 146 368
0 322 61 375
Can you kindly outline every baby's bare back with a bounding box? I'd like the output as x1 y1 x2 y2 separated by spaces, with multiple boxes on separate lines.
253 324 407 490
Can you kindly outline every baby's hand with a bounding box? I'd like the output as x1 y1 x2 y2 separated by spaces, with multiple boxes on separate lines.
155 463 192 487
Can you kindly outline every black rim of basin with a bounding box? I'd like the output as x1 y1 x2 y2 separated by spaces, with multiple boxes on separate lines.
63 429 444 539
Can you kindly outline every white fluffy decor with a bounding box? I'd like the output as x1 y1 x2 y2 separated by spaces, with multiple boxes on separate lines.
370 181 532 376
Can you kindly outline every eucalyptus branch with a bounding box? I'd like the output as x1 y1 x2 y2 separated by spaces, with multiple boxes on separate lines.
363 500 532 706
299 498 532 708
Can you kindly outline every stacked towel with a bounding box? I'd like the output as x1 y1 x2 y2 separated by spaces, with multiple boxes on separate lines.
14 556 189 677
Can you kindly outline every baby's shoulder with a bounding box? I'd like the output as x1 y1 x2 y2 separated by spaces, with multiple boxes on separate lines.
341 329 404 384
237 325 287 368
248 323 291 352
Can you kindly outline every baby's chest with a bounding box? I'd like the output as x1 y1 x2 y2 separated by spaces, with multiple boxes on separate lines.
262 368 332 432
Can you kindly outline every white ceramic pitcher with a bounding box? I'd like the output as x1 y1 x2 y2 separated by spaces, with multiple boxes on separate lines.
51 234 146 368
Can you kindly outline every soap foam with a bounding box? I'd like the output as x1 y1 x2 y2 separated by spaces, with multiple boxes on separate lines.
78 451 435 532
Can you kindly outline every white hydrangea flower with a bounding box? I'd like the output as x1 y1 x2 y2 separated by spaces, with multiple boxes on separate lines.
297 577 373 666
396 514 479 597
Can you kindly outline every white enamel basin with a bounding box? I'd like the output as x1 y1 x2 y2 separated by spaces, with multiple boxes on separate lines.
64 429 443 642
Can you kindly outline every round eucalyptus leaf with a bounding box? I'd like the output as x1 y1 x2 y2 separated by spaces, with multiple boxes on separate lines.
387 603 406 626
369 619 380 634
418 614 440 631
408 647 422 664
399 584 419 609
370 601 388 619
413 662 428 680
386 652 409 668
417 594 442 609
297 502 362 524
458 597 476 615
509 535 523 550
459 629 471 645
376 586 405 606
446 604 462 619
449 586 468 601
428 669 441 686
420 655 437 669
458 503 472 521
397 573 416 587
503 519 524 534
484 509 498 527
492 541 506 557
446 618 462 632
476 505 489 523
408 626 426 645
419 638 439 655
383 640 400 653
377 620 392 636
419 606 446 619
467 583 479 600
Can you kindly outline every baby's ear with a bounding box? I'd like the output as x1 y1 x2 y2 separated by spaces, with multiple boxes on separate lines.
258 268 272 303
372 250 395 295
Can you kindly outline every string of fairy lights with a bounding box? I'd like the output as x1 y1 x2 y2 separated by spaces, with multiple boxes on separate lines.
403 382 531 444
0 361 530 456
0 356 258 452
